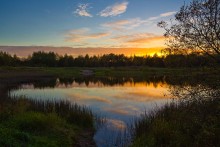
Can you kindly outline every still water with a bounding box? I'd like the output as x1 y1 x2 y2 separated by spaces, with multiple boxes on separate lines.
9 77 172 146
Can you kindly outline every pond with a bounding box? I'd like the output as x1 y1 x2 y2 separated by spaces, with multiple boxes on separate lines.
7 76 173 146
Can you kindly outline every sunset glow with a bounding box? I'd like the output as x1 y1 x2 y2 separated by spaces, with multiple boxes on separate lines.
0 0 219 146
0 0 191 56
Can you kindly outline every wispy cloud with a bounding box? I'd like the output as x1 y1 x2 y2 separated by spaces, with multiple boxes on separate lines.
65 28 110 42
160 11 176 17
102 11 176 30
103 19 130 27
104 108 130 115
74 3 93 17
112 33 157 40
98 2 129 17
127 36 165 44
111 32 165 46
102 18 145 30
105 119 126 130
67 93 112 104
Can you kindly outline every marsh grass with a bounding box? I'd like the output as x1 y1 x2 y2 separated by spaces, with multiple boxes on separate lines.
1 66 219 146
130 98 220 147
0 96 96 146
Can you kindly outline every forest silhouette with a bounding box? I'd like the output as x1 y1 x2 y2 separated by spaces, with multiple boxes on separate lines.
0 51 219 67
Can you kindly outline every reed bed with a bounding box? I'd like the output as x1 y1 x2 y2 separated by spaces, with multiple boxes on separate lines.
0 96 96 146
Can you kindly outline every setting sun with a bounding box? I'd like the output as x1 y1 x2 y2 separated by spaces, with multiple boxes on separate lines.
0 0 176 56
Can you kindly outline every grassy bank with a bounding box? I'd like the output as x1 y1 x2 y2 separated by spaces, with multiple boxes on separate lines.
0 66 219 78
0 68 98 146
131 97 220 147
1 66 219 146
0 97 95 146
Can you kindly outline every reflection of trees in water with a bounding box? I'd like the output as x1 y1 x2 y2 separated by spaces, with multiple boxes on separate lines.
169 84 220 102
0 77 57 100
166 75 220 102
129 84 220 147
36 75 219 90
1 75 219 101
58 76 166 87
166 75 219 86
32 78 57 88
2 76 218 90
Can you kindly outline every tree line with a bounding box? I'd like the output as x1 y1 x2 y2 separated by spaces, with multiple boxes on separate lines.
0 51 219 67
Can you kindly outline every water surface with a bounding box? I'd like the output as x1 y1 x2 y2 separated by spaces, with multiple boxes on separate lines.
9 77 172 146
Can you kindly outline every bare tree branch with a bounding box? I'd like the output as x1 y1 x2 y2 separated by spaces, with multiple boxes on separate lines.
158 0 220 62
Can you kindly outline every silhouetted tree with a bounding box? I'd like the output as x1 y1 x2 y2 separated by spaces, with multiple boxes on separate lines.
133 55 144 66
0 51 218 67
158 0 220 61
30 51 58 66
0 51 20 66
58 54 74 67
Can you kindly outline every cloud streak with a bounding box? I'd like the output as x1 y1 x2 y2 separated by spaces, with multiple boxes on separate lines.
67 93 112 104
65 28 110 42
160 11 176 17
102 18 144 30
112 33 165 45
127 36 165 44
105 119 126 130
74 3 92 17
102 11 176 30
98 2 129 17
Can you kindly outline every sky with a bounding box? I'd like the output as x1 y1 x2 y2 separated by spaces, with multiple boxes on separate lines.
0 0 191 56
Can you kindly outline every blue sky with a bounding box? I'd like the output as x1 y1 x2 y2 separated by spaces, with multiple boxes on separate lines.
0 0 191 55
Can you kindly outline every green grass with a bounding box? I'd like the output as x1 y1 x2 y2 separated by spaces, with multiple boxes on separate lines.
0 112 76 146
0 97 95 146
0 67 81 78
1 66 218 90
131 98 220 147
0 66 220 146
0 66 219 78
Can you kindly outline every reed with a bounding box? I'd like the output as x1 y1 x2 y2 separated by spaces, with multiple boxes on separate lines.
130 98 220 147
0 96 96 146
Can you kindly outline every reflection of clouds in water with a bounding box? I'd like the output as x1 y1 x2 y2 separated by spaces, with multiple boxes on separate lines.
104 104 141 116
67 93 112 104
104 108 130 115
94 119 127 147
125 105 140 111
11 80 173 147
114 86 170 102
105 119 126 130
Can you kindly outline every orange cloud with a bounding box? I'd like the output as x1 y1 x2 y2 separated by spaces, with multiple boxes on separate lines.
112 33 157 41
110 32 165 48
103 19 130 26
65 28 110 42
127 36 165 44
113 83 171 102
102 18 144 30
